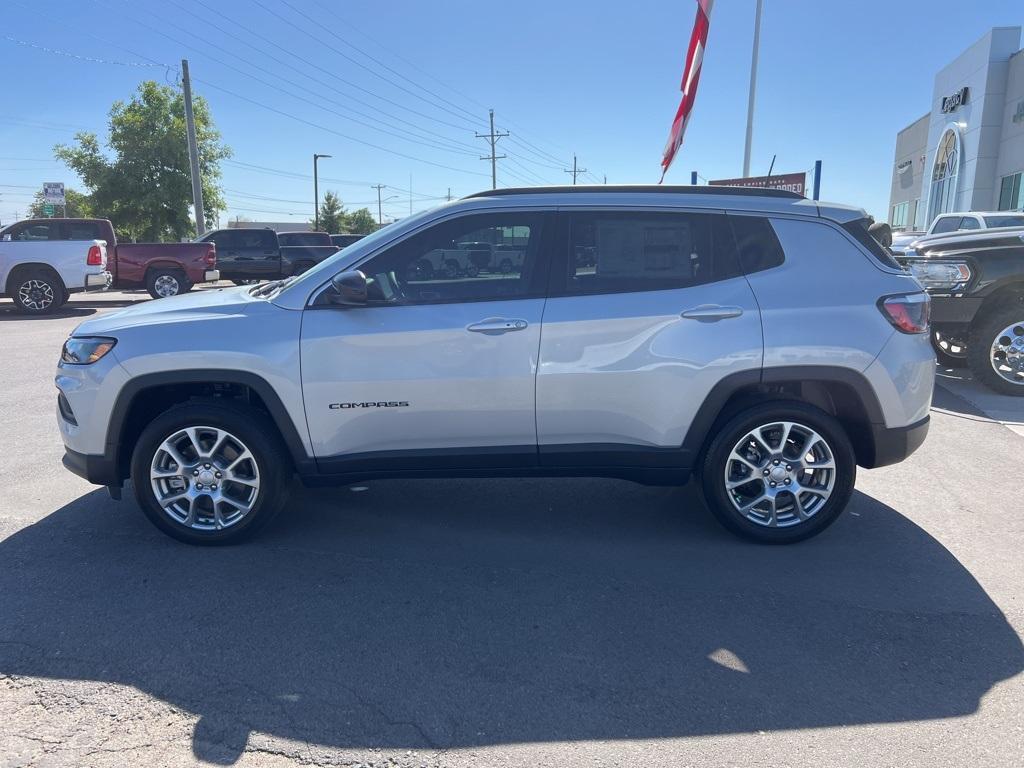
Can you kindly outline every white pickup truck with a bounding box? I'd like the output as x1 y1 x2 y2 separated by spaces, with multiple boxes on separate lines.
1 220 110 313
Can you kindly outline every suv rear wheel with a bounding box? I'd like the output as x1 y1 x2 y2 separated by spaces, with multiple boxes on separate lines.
701 402 856 543
967 303 1024 395
130 400 290 544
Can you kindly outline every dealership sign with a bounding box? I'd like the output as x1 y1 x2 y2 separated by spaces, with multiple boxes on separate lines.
896 159 913 172
941 87 969 113
709 172 807 196
43 182 65 206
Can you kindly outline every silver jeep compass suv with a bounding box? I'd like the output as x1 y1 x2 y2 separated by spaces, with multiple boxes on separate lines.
56 186 934 545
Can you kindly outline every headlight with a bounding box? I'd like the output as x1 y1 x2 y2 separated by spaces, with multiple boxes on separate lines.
907 261 971 291
61 337 117 365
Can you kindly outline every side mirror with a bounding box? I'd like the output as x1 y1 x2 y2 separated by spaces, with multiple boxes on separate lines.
330 270 368 306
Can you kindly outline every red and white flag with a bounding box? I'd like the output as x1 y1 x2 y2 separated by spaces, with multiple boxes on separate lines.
660 0 713 182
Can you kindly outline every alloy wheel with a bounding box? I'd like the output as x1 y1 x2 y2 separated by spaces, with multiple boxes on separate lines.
17 279 55 311
150 426 260 531
153 274 180 297
723 421 837 528
990 321 1024 386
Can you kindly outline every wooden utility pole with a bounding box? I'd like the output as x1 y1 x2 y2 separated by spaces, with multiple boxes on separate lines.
181 59 206 236
476 109 509 189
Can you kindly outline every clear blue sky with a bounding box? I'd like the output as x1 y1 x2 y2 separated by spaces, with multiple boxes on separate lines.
1 0 1021 229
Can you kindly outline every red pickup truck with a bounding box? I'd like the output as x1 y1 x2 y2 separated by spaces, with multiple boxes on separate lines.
1 218 218 299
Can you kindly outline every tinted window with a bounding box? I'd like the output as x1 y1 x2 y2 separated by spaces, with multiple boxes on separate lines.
959 217 980 231
212 230 275 250
331 234 364 248
356 212 546 304
729 215 785 273
841 218 902 269
7 222 58 241
558 211 738 295
280 232 332 247
931 216 959 234
65 221 103 240
983 215 1024 228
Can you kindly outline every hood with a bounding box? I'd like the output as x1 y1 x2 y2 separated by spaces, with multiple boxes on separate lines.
72 285 265 336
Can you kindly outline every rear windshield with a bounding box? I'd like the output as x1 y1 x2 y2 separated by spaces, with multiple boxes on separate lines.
279 232 332 247
983 215 1024 229
842 218 902 269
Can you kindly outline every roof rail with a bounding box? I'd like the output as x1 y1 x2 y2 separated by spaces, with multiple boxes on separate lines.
463 184 804 200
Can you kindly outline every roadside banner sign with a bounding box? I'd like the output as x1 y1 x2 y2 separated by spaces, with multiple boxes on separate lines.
43 182 65 206
709 171 807 196
43 203 55 217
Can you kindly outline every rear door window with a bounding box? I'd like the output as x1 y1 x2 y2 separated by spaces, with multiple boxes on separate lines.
930 216 959 234
64 221 103 240
8 222 59 241
728 214 785 273
554 210 739 296
958 217 981 231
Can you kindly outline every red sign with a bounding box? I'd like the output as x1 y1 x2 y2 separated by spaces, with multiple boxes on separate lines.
709 172 807 196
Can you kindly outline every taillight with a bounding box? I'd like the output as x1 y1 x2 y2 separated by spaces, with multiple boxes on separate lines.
87 245 103 266
204 245 216 266
879 292 930 334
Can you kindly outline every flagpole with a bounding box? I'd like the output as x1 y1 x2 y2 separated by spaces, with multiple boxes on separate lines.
742 0 763 177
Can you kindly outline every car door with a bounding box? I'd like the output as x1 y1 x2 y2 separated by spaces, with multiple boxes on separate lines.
300 210 553 471
536 208 763 468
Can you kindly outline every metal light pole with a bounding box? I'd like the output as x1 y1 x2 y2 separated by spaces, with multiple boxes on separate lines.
313 153 331 230
742 0 764 178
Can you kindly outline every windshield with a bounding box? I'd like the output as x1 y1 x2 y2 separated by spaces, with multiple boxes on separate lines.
278 209 436 291
983 215 1024 229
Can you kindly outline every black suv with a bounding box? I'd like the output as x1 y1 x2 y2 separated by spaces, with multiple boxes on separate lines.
898 228 1024 394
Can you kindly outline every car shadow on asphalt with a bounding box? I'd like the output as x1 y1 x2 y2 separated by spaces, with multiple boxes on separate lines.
1 480 1021 764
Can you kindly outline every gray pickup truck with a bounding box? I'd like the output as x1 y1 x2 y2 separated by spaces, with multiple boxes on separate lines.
198 228 337 283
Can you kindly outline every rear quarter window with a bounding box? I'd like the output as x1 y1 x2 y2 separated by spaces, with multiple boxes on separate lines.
841 218 902 270
728 214 785 273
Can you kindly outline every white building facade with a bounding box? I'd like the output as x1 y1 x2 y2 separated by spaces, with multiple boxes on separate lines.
889 27 1024 231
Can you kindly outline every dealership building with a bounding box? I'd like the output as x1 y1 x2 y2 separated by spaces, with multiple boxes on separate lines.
889 27 1024 231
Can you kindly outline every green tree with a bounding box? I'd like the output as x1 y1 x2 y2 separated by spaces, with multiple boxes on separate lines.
314 191 346 233
345 207 377 235
54 80 231 241
28 188 93 219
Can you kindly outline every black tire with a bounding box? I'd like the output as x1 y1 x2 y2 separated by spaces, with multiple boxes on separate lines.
10 267 66 314
130 400 292 545
466 263 480 278
700 401 856 544
967 302 1024 395
931 331 968 368
146 268 191 300
444 259 461 279
499 258 513 275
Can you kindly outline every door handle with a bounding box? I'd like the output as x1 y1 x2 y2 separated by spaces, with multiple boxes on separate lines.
466 317 529 334
680 305 744 321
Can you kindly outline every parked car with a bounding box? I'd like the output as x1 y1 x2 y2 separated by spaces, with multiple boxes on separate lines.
277 231 336 248
1 218 218 302
924 211 1024 236
1 220 108 313
897 227 1024 394
889 230 927 258
330 233 366 249
56 185 933 546
197 228 338 283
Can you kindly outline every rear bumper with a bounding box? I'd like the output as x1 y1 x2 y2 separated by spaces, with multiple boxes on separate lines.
929 295 983 325
203 269 220 283
865 416 929 468
62 446 119 486
84 271 112 291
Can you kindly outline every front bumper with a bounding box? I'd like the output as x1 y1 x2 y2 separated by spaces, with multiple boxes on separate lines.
929 294 983 325
62 446 119 486
866 415 930 468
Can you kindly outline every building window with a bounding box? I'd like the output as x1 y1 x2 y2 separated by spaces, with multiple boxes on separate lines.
928 127 961 222
890 201 910 229
998 172 1023 211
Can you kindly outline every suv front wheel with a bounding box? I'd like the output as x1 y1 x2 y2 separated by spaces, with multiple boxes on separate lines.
701 402 856 543
131 400 291 544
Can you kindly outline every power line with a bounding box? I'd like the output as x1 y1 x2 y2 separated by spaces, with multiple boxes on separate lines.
2 34 170 69
222 160 445 199
174 0 484 152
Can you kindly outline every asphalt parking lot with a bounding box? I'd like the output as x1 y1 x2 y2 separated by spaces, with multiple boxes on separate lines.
2 289 1023 768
